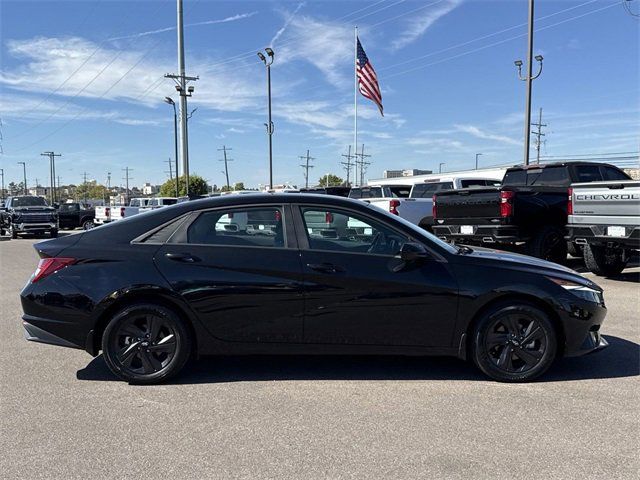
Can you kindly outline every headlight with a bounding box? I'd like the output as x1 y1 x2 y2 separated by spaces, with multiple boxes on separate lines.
546 276 604 305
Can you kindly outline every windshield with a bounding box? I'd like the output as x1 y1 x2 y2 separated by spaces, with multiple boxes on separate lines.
349 187 383 199
410 182 453 198
11 197 48 207
367 203 458 254
58 204 77 212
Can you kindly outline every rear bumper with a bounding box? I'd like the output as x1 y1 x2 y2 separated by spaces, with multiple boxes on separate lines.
566 224 640 249
432 224 526 244
23 320 82 350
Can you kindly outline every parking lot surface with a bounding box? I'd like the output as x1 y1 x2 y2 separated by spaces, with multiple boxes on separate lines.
1 235 638 479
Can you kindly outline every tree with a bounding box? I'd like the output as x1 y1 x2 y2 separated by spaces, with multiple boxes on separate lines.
159 174 208 197
233 182 245 191
317 174 343 187
76 181 108 201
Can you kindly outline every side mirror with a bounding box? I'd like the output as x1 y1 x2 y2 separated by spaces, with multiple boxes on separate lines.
399 242 429 262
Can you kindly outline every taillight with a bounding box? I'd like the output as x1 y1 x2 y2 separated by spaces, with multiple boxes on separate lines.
105 207 111 217
500 190 515 218
432 195 437 219
120 207 126 217
389 199 400 215
567 187 573 215
32 258 76 283
325 212 333 223
275 210 281 221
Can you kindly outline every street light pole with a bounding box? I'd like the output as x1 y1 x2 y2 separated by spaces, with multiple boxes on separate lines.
439 162 445 174
17 162 27 194
475 153 483 170
514 0 544 166
258 48 275 189
164 97 180 198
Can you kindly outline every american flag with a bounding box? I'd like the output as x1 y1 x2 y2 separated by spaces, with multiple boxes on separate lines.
356 37 383 116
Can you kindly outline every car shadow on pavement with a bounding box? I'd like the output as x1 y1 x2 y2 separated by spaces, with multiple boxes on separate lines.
76 335 639 385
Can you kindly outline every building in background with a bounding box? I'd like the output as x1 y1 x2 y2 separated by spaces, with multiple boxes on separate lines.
141 183 159 195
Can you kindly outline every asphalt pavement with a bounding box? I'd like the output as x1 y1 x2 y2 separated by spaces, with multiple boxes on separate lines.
1 234 638 479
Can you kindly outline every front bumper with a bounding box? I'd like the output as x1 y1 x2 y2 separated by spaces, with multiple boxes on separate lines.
557 294 609 357
566 224 640 249
432 224 526 244
14 222 57 233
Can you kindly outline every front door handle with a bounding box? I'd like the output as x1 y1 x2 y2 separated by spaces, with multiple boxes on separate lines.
306 263 345 274
165 252 199 263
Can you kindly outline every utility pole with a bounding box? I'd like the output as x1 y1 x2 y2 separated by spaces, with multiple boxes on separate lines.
439 162 445 174
475 153 483 170
122 167 132 205
82 172 89 204
165 0 198 196
341 145 354 186
218 145 233 190
17 162 27 194
354 144 371 187
531 108 547 164
106 172 112 206
0 168 5 202
40 151 61 204
514 0 544 165
299 150 315 189
164 158 174 180
57 176 62 202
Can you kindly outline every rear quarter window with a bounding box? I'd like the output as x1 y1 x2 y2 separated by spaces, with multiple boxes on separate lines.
575 165 603 183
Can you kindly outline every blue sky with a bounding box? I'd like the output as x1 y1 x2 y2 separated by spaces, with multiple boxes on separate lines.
1 0 638 190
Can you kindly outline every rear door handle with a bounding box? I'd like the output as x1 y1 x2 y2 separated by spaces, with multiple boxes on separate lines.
306 263 345 274
165 252 199 263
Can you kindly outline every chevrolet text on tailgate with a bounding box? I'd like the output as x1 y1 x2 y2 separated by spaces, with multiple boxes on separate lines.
566 179 639 275
432 162 631 264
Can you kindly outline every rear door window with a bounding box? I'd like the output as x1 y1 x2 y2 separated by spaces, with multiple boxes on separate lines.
532 167 570 186
410 182 453 198
388 186 411 198
601 166 630 181
575 165 603 183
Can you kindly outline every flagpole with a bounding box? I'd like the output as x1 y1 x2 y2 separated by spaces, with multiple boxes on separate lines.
354 25 358 187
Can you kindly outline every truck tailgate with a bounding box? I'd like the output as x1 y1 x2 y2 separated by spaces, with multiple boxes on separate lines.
572 180 640 220
436 188 502 222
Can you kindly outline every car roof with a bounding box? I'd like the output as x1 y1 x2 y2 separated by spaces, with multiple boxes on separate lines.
506 161 616 171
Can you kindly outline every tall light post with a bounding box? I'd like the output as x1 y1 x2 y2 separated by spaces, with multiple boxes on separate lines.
475 153 483 170
164 97 180 198
17 162 27 194
439 162 445 174
514 0 544 166
257 47 275 189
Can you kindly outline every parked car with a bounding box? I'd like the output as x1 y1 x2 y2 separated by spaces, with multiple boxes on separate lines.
22 194 607 384
57 202 95 230
299 186 351 197
432 162 631 263
139 197 178 213
2 196 58 238
566 179 639 276
94 198 145 225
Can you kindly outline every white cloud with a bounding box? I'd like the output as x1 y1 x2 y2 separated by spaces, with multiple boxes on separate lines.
454 124 520 145
109 12 259 41
391 0 463 51
270 3 305 46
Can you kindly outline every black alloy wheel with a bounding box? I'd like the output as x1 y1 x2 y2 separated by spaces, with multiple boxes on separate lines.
102 304 191 384
527 226 567 264
473 303 557 382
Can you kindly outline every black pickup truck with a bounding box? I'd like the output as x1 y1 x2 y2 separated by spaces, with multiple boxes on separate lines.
432 162 631 263
57 202 95 230
1 196 59 238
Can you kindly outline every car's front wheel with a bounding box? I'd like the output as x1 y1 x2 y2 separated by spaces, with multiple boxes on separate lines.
102 303 192 384
472 302 557 382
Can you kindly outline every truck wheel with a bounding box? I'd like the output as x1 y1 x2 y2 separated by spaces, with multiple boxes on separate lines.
82 219 94 230
50 229 58 238
10 225 18 239
583 244 626 277
527 226 567 264
567 242 583 258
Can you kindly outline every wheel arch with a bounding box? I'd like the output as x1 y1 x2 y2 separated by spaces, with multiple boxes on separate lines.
88 289 199 357
460 293 566 360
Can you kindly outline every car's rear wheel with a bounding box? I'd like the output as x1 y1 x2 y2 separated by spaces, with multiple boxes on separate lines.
472 303 557 382
527 226 567 264
583 244 627 277
82 219 94 230
102 303 192 384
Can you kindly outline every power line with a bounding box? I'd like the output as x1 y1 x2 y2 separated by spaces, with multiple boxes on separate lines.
622 0 640 18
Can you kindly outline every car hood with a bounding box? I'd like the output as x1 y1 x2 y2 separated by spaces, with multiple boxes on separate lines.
459 246 600 289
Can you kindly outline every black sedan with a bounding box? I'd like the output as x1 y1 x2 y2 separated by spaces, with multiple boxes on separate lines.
21 194 608 384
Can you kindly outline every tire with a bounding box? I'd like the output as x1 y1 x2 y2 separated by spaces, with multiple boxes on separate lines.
583 244 626 277
526 226 567 264
472 302 557 382
50 229 58 238
102 303 192 384
82 219 94 230
567 242 583 258
10 224 18 239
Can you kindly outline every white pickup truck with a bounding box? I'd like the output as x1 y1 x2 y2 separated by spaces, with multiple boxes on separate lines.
566 179 639 276
139 197 178 213
349 176 503 230
94 198 148 225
